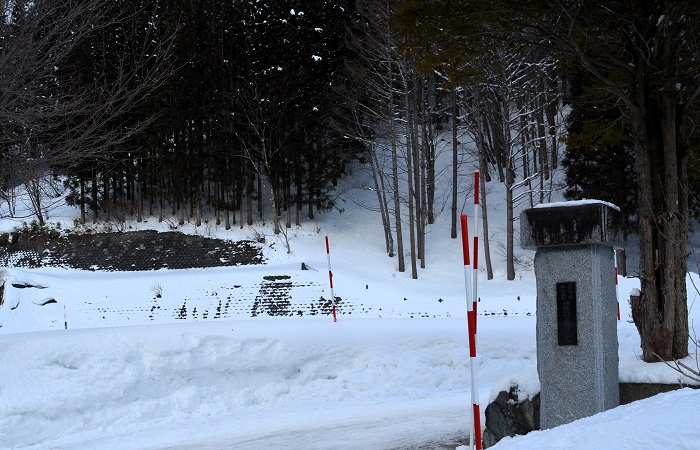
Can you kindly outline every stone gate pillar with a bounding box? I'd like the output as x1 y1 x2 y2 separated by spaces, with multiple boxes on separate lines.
520 201 624 429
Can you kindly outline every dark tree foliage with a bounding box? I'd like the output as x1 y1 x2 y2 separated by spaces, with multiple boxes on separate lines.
0 0 175 225
49 0 362 230
562 71 637 232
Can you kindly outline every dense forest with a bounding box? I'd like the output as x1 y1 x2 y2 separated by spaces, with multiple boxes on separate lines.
1 0 363 234
0 0 572 280
0 0 697 286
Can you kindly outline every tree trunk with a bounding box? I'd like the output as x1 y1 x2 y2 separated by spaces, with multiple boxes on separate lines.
537 77 550 181
406 92 418 279
369 144 394 256
92 171 99 223
506 172 515 281
26 179 45 227
390 63 405 273
307 156 315 220
137 175 143 223
104 171 111 223
257 169 263 220
451 87 459 239
215 181 221 227
411 78 423 264
224 183 231 230
158 176 164 223
545 75 559 171
149 177 154 217
418 88 427 269
503 99 515 281
246 170 253 226
79 175 86 225
479 149 494 280
473 86 494 279
630 90 689 362
616 249 626 278
295 176 302 227
195 185 202 227
424 79 436 225
284 181 291 230
270 183 280 234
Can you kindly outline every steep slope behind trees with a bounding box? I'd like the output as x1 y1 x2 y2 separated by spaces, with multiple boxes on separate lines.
393 2 564 281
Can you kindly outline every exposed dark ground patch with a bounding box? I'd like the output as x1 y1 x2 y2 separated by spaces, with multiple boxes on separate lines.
0 230 263 271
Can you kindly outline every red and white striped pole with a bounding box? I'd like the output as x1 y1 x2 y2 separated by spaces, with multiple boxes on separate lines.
325 235 338 322
461 214 482 450
472 171 480 333
472 172 482 450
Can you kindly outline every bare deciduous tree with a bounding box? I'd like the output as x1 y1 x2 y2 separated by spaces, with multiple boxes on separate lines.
0 0 175 225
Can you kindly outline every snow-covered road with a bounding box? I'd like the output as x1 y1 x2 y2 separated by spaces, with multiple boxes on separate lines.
1 317 536 450
132 397 470 450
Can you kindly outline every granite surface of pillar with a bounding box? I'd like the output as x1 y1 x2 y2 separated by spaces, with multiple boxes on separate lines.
520 201 624 429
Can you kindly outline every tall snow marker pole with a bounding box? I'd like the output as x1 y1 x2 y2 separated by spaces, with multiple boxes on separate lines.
461 215 481 450
325 235 337 322
472 171 480 333
472 171 484 450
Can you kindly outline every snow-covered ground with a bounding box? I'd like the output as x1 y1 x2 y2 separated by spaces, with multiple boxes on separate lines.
1 158 700 449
